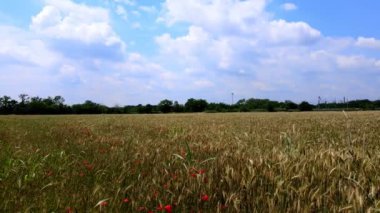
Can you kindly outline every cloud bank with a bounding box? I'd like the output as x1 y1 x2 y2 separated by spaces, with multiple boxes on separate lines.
0 0 379 105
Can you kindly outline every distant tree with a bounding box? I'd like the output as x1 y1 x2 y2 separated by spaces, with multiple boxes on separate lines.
53 96 71 114
374 100 380 108
72 100 107 114
0 96 17 114
285 100 298 111
136 104 145 114
14 94 29 114
299 101 313 111
242 98 279 111
27 96 46 114
266 103 275 112
158 99 173 113
108 105 124 114
43 97 55 106
145 104 154 114
173 101 185 113
349 99 374 110
124 105 138 114
53 96 65 105
19 94 29 104
3 93 380 114
236 99 246 105
205 102 229 112
185 98 208 112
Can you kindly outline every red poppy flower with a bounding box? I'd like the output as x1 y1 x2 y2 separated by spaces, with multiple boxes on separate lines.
198 169 206 174
164 205 172 213
123 198 129 203
85 164 94 171
157 204 164 211
100 201 108 207
45 170 53 177
203 177 209 183
220 204 228 210
137 206 147 211
82 160 94 171
201 194 209 202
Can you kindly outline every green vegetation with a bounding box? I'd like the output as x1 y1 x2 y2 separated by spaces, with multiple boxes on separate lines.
1 112 380 212
1 94 380 114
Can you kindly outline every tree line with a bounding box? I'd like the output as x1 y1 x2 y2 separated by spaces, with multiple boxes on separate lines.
0 94 379 115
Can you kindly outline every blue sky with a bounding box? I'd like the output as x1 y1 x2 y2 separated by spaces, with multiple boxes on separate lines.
273 1 380 37
0 0 380 105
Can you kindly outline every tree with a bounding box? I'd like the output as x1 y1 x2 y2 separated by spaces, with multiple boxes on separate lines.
72 100 107 114
299 101 313 111
28 96 47 114
374 100 380 108
158 99 173 113
236 99 249 112
0 96 17 114
173 101 185 113
285 100 298 111
19 94 29 104
185 98 208 112
136 104 145 114
53 96 65 105
266 103 275 112
145 104 154 114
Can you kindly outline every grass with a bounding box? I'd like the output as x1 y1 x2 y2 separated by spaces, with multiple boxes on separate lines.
1 112 380 212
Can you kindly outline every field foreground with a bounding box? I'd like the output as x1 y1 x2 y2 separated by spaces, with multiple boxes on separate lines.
1 112 380 212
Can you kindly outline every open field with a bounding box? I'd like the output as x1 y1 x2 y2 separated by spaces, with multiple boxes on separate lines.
1 112 380 212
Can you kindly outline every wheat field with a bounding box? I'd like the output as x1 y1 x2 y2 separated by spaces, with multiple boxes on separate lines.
1 112 380 212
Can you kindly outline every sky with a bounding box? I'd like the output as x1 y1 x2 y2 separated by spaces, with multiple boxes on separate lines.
0 0 380 105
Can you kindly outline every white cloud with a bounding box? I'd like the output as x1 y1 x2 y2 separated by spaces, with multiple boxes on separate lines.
266 20 321 45
252 81 273 91
356 37 380 49
193 80 214 88
2 0 380 105
160 0 320 43
0 0 178 105
131 22 141 29
31 0 123 46
156 26 210 56
108 0 135 6
139 6 157 14
161 0 268 34
376 60 380 68
336 55 380 70
156 0 380 101
0 26 63 99
282 3 297 11
131 10 141 16
0 26 59 67
116 5 128 21
0 25 177 105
